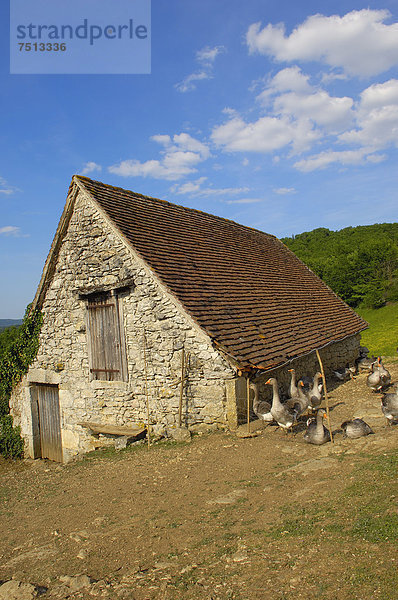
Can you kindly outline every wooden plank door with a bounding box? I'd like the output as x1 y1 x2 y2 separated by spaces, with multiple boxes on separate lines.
32 384 63 462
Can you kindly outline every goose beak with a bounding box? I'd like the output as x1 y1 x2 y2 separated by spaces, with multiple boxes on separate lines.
265 378 272 385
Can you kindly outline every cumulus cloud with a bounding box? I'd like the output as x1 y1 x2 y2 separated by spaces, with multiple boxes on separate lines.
81 162 102 175
175 45 225 92
339 79 398 149
246 9 398 77
109 133 210 181
211 113 320 155
274 90 354 132
257 67 355 134
258 66 312 100
211 61 398 172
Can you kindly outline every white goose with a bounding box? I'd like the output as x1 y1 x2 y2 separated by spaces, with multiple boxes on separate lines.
265 377 297 432
250 382 273 423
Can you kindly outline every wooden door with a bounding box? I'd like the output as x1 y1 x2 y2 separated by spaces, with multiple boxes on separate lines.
31 384 63 462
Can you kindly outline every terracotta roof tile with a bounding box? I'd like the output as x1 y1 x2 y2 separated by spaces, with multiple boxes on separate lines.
75 175 367 370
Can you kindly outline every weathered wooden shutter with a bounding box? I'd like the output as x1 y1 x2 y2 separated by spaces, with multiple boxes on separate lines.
86 292 127 381
31 384 63 462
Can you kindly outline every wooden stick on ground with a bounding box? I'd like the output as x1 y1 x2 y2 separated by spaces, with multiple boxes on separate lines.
247 376 251 434
143 331 151 449
178 347 185 427
316 349 334 444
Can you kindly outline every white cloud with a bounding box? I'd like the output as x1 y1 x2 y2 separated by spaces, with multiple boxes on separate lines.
273 90 354 133
81 161 102 175
339 79 398 150
255 67 355 137
246 9 398 77
223 198 264 204
321 72 348 84
294 149 386 172
109 133 210 181
0 226 21 236
175 45 225 93
170 177 249 197
196 45 225 65
0 177 18 195
273 187 296 195
175 71 210 93
259 67 312 100
211 113 319 154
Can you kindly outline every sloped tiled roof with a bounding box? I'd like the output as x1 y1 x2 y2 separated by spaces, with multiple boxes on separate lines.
75 175 367 371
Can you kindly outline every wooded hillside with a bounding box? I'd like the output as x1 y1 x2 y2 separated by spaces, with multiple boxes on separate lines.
281 223 398 308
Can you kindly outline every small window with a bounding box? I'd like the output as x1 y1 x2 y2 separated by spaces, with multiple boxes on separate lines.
85 291 128 381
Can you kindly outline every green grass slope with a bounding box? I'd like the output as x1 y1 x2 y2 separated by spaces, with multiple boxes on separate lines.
356 303 398 357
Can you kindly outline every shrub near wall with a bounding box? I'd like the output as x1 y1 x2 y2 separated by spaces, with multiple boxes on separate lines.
0 305 42 458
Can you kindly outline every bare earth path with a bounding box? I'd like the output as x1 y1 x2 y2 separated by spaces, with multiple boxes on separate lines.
1 363 397 600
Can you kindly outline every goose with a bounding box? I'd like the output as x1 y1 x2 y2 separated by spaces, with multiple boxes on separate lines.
287 368 298 398
303 409 330 445
381 384 398 425
299 375 314 392
340 418 374 439
265 377 297 432
250 382 273 423
334 364 354 381
367 358 391 392
305 372 323 412
377 358 391 387
286 381 308 417
356 356 377 373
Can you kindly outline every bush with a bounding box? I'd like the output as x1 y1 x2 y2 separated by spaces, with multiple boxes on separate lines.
0 415 24 459
0 304 42 459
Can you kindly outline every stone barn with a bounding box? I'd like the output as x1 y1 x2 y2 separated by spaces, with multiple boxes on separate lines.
10 175 367 461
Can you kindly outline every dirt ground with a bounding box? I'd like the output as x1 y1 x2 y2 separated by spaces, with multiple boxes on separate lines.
1 362 397 600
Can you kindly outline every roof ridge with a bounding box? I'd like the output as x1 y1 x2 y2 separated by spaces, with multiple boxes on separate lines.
74 174 278 241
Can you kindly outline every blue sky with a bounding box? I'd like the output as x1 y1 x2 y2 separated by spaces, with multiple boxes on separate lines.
1 0 398 318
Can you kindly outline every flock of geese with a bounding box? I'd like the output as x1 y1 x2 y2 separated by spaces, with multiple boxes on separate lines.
250 347 398 445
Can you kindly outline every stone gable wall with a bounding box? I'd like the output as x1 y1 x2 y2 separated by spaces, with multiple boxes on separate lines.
10 190 235 461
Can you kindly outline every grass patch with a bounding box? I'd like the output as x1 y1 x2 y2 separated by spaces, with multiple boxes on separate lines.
81 437 187 462
266 513 322 539
356 302 398 356
351 513 398 543
264 451 397 545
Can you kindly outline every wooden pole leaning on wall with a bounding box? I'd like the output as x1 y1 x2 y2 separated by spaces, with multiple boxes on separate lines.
143 330 151 449
178 347 185 427
247 376 251 434
315 349 334 444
